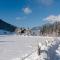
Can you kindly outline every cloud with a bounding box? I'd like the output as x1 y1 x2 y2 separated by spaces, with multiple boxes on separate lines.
16 17 21 20
36 0 54 6
16 16 26 20
43 15 60 23
22 7 32 14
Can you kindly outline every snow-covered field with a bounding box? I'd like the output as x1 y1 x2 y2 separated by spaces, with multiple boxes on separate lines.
0 35 60 60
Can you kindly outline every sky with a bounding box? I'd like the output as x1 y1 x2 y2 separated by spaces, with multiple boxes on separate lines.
0 0 60 28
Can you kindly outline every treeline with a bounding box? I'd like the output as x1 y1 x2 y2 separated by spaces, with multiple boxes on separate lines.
14 21 60 36
40 22 60 36
15 22 60 36
15 27 32 35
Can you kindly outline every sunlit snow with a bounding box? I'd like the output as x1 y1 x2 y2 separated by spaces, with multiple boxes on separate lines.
0 35 60 60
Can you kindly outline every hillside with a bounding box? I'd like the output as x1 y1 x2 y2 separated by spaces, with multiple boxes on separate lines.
0 19 17 34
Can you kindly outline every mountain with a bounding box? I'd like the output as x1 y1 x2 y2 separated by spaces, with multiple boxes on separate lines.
31 26 41 30
0 29 11 35
0 19 17 34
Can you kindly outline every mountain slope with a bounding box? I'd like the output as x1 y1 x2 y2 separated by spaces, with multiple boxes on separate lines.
0 19 17 32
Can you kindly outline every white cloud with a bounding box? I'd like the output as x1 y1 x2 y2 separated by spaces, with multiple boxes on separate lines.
43 15 60 23
23 7 32 14
36 0 54 6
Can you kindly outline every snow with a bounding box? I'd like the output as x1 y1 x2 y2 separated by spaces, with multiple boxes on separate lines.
12 58 21 60
0 35 60 60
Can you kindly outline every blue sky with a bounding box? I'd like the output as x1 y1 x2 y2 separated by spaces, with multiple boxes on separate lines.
0 0 60 28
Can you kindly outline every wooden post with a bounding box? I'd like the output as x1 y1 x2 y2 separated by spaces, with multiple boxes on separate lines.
37 45 41 56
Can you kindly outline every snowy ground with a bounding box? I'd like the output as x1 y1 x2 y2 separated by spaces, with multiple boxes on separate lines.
0 35 60 60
